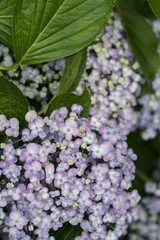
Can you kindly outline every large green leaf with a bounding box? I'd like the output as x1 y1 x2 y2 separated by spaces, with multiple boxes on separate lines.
58 0 65 6
46 86 91 117
56 48 87 95
124 0 155 20
148 0 160 18
52 223 82 240
117 0 160 82
0 74 29 128
13 0 114 65
0 0 16 49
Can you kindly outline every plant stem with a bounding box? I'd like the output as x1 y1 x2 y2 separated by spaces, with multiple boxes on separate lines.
0 63 18 71
135 169 151 183
38 105 48 115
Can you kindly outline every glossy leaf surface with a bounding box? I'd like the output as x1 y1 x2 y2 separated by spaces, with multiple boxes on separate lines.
46 86 91 117
148 0 160 18
0 0 16 49
0 74 29 128
56 48 87 95
13 0 114 65
53 223 82 240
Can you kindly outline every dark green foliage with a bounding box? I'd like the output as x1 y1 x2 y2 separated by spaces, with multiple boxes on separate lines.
46 86 91 117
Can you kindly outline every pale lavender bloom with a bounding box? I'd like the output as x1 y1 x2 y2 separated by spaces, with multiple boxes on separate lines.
50 107 68 121
39 146 49 162
29 118 45 137
106 231 119 240
108 169 122 187
99 126 117 144
28 198 44 209
129 190 141 207
91 164 109 181
93 179 111 195
39 215 52 230
8 184 26 201
25 110 37 123
0 190 8 207
21 128 32 141
56 162 69 172
9 210 28 230
90 202 105 217
45 163 55 184
75 232 91 240
54 172 68 187
5 118 19 137
24 161 42 178
78 191 92 209
3 144 16 162
9 227 22 240
71 104 83 114
60 119 79 140
3 163 21 179
0 208 5 220
0 114 9 131
34 228 49 239
82 131 97 145
91 142 113 158
22 67 40 80
21 143 40 163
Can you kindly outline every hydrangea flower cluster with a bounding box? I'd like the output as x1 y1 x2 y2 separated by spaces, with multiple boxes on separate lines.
137 20 160 140
0 44 65 110
128 181 160 240
0 105 140 240
76 13 144 135
138 72 160 140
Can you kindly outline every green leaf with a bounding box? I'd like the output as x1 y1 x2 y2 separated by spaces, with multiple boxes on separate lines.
0 0 16 49
56 48 87 95
0 74 29 128
124 0 155 20
46 86 91 117
52 223 82 240
117 0 160 82
13 0 114 65
58 0 65 6
148 0 160 18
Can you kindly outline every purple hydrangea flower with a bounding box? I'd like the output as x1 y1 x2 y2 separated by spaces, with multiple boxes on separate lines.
8 210 28 230
75 13 144 135
0 106 140 239
128 181 160 240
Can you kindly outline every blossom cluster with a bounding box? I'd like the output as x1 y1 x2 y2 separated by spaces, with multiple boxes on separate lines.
76 13 144 135
0 44 65 110
128 181 160 240
0 105 140 240
138 72 160 140
137 20 160 140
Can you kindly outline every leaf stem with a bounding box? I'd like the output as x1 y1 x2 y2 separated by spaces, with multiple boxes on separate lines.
135 169 151 183
0 63 18 71
38 105 48 115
